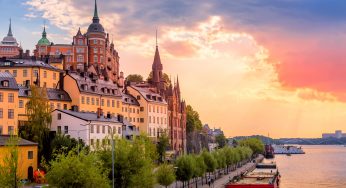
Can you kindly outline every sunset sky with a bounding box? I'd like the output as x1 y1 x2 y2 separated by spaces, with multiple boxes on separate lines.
1 0 346 138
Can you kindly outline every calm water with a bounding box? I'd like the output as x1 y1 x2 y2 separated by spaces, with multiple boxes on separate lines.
272 145 346 188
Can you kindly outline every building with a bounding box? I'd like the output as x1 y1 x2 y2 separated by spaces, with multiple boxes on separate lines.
0 19 21 58
322 130 346 139
51 109 125 150
0 72 19 135
127 40 187 154
34 0 120 84
0 135 38 181
126 85 168 140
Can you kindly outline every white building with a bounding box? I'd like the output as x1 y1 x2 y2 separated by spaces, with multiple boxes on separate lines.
322 130 346 139
51 109 124 150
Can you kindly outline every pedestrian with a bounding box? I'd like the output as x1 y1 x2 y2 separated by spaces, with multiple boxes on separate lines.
207 176 211 187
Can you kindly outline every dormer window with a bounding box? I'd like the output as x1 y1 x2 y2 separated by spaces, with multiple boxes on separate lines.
59 94 64 99
2 80 9 87
125 98 128 102
91 86 96 92
158 97 162 102
137 95 141 100
146 95 151 99
152 96 157 101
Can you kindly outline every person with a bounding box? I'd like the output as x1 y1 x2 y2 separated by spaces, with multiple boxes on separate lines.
207 176 211 187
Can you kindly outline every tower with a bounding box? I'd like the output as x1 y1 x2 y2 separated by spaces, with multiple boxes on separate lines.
0 18 20 58
152 30 164 91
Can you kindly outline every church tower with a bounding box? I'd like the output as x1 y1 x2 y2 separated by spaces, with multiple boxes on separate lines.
152 31 164 92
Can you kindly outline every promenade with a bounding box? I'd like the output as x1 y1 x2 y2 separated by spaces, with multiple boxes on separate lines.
160 155 264 188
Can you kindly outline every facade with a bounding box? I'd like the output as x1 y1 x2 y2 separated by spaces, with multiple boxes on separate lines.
34 0 120 84
0 135 38 180
0 72 19 135
51 109 124 150
126 85 168 140
322 130 346 139
0 19 21 58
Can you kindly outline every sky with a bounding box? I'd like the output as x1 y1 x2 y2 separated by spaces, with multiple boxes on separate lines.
1 0 346 138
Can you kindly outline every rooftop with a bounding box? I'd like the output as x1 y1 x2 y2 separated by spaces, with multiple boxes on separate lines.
122 93 140 106
0 59 63 72
55 109 122 123
130 85 167 104
0 135 38 146
18 86 71 101
0 72 18 90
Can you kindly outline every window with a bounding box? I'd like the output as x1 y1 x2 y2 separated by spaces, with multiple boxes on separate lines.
153 116 155 123
13 70 17 77
118 127 121 134
116 101 120 108
149 105 151 112
161 117 163 124
149 116 151 123
101 99 104 106
153 128 156 136
27 151 33 159
64 104 67 110
2 81 9 87
53 73 56 80
140 118 144 123
102 126 105 133
0 93 3 102
8 93 14 103
78 39 83 45
23 69 27 77
94 55 98 63
33 70 38 77
97 125 100 133
43 82 47 87
157 106 159 113
77 63 84 71
96 98 99 106
112 100 115 107
149 128 152 136
94 48 98 53
19 100 24 108
86 97 90 104
57 126 61 134
91 98 95 105
140 107 144 111
50 103 54 110
107 99 110 107
57 103 61 109
77 55 84 62
8 109 14 119
43 71 47 78
64 126 68 134
8 126 14 134
81 96 85 104
93 39 97 44
90 125 94 133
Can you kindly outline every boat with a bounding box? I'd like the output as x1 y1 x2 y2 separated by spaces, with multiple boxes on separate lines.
272 145 305 154
225 162 280 188
265 144 275 159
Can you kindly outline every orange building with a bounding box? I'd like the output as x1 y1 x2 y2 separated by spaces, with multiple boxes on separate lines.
34 0 120 84
0 19 21 58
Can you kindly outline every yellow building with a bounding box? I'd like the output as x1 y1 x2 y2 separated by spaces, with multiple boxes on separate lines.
127 85 168 139
0 135 38 180
0 59 63 89
122 93 141 132
62 68 123 116
0 72 19 135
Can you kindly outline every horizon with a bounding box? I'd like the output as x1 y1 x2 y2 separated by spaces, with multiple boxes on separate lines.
1 0 346 138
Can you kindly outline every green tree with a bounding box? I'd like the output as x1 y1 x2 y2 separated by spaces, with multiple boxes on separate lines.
50 134 88 159
147 71 171 88
175 155 196 187
157 133 170 163
98 135 157 188
215 133 227 148
19 85 52 160
193 154 207 186
186 105 202 133
126 74 144 83
238 138 264 155
156 163 176 188
0 135 20 187
46 151 110 188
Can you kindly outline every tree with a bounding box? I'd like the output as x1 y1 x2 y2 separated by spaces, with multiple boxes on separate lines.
186 105 202 133
50 134 88 160
19 85 52 160
147 71 171 88
215 133 227 148
98 135 157 188
193 155 207 186
0 135 20 187
157 133 170 163
46 151 110 188
126 74 144 83
175 155 195 187
238 138 265 155
156 163 176 188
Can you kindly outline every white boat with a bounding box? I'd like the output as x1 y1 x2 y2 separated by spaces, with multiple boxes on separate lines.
272 145 305 154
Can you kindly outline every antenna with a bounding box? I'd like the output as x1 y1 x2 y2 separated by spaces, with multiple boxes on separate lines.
156 28 158 47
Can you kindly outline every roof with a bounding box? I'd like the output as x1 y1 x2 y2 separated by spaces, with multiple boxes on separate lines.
0 72 19 90
0 59 63 72
1 19 18 46
122 93 140 106
130 85 167 104
69 72 121 97
0 135 38 146
87 0 105 34
19 86 71 101
55 109 121 123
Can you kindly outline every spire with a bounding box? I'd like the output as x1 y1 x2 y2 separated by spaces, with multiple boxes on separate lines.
76 27 82 36
7 18 13 37
42 25 47 38
93 0 100 23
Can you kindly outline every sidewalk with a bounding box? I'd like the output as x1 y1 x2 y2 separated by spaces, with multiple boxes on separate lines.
163 155 264 188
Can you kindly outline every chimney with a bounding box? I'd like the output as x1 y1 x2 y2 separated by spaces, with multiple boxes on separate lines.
97 108 103 118
59 72 64 90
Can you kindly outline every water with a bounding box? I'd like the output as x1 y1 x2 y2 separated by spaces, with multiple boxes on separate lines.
273 145 346 188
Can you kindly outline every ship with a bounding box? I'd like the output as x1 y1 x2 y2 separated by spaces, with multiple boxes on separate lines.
272 145 305 154
225 162 280 188
265 144 275 159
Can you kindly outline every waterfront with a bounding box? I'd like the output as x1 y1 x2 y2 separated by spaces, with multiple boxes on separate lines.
274 145 346 188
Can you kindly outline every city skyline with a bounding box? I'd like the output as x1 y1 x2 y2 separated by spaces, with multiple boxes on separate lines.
1 0 346 138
